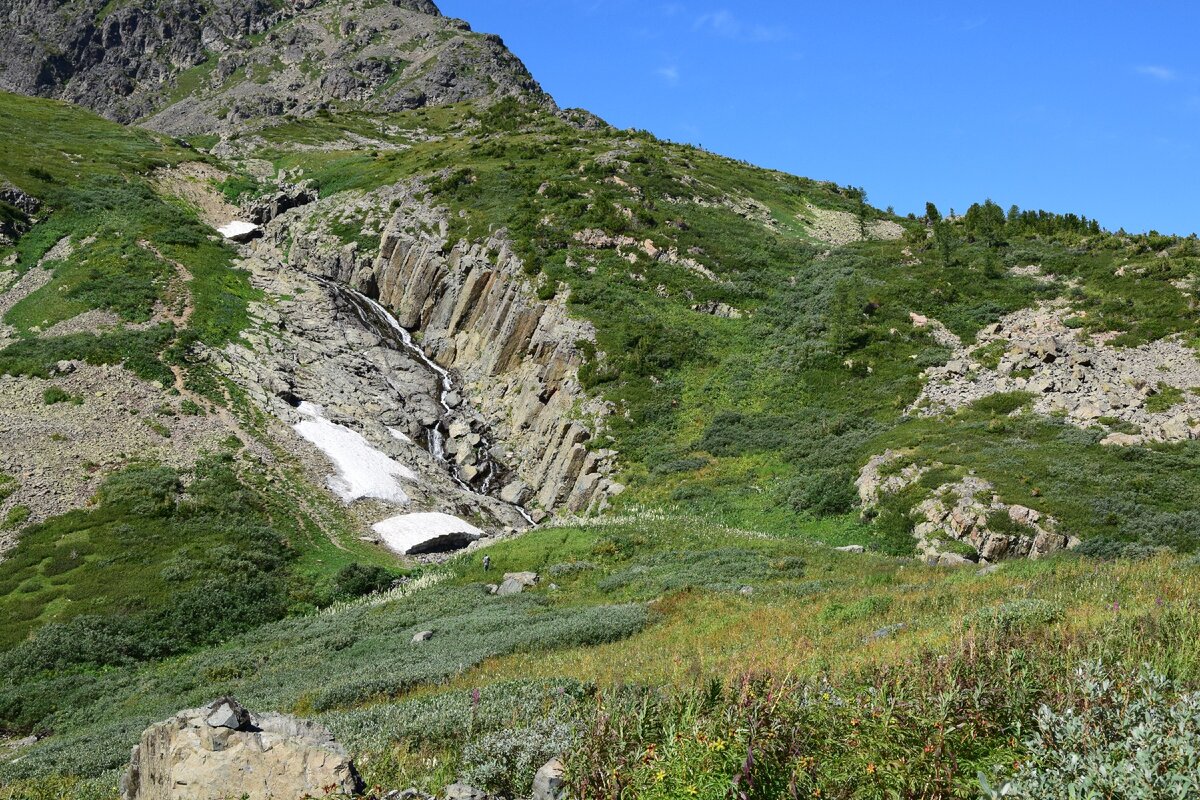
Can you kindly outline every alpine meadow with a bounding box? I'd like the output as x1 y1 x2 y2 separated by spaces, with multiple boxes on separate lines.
0 2 1199 799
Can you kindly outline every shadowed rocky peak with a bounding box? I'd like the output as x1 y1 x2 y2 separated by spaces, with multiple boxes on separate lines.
0 0 547 133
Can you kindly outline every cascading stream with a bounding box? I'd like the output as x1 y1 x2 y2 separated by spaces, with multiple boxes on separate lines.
331 281 536 527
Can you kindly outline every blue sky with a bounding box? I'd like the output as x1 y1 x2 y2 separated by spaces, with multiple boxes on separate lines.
439 1 1199 235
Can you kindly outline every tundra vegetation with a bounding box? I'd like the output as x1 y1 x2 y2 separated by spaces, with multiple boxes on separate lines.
2 36 1200 799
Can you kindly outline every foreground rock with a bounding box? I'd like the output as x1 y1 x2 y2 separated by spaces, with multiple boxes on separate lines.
120 697 362 800
533 757 567 800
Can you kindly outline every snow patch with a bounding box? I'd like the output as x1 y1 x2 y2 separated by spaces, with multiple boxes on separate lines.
373 512 484 555
217 221 261 242
388 427 413 443
294 402 415 505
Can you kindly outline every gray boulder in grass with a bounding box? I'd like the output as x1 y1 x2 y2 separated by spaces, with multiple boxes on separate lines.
120 697 362 800
533 757 567 800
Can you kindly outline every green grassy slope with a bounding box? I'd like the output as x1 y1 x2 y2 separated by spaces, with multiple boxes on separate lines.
243 100 1200 554
0 93 401 676
4 89 1200 799
0 92 255 387
3 514 1199 798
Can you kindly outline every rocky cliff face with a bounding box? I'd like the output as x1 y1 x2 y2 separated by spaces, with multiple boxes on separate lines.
369 207 622 516
0 0 546 133
283 187 622 519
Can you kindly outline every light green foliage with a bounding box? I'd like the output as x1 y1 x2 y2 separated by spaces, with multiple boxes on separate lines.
1147 382 1186 413
982 662 1200 799
0 92 257 393
969 598 1064 634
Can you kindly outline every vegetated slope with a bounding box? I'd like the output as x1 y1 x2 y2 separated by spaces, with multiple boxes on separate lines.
229 98 1200 559
0 0 546 133
3 6 1200 797
0 92 402 657
3 513 1200 799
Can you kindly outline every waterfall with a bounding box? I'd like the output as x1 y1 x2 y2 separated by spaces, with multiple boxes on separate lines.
331 281 536 527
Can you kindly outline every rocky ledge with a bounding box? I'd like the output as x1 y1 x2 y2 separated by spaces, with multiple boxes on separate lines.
857 450 1080 565
912 301 1200 445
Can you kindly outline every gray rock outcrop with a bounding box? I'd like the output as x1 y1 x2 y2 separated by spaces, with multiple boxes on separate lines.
0 180 40 244
912 300 1200 445
533 757 567 800
857 451 1079 564
120 697 362 800
288 187 623 519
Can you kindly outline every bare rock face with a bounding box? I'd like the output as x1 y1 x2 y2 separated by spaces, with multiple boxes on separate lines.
0 0 549 134
857 451 1080 564
364 201 619 516
286 187 623 520
120 697 362 800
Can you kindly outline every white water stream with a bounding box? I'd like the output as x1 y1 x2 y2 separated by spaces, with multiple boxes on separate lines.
336 284 537 527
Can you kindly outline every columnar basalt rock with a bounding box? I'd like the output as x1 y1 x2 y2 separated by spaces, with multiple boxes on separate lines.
364 210 621 516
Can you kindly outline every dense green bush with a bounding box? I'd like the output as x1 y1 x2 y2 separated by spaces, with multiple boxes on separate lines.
331 562 400 600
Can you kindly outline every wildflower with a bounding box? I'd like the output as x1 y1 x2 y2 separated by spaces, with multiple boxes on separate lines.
710 739 727 752
686 786 699 796
866 763 876 775
655 771 666 783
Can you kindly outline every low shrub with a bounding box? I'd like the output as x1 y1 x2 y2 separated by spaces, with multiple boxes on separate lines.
969 599 1063 635
982 661 1200 799
461 716 576 797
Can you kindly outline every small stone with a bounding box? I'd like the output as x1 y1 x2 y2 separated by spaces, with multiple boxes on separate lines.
204 698 251 731
411 630 434 644
443 784 489 800
835 545 865 554
532 757 567 800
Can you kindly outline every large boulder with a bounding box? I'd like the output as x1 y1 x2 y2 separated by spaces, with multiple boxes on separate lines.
120 697 362 800
496 571 539 596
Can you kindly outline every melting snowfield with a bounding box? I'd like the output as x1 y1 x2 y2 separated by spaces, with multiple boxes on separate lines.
373 512 484 555
294 402 415 505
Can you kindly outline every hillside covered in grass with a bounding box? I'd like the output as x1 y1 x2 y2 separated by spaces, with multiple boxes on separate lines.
4 513 1200 798
223 96 1200 557
3 1 1200 796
